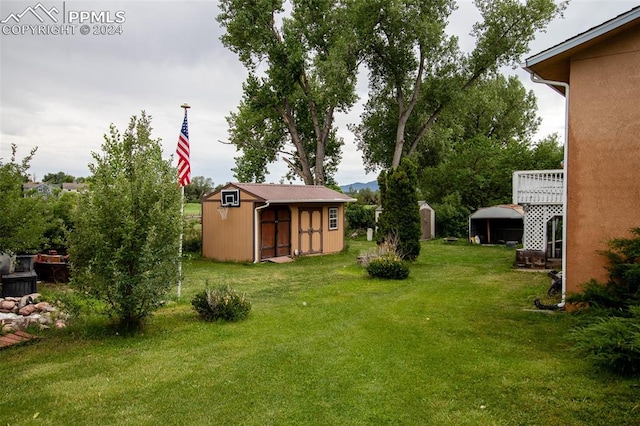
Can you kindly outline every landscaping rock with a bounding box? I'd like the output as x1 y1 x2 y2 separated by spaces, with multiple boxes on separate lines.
19 293 40 309
0 293 59 332
0 312 19 321
0 300 16 311
2 323 16 333
18 304 38 316
35 302 52 312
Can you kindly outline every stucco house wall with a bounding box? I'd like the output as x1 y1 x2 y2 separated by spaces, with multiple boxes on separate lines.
524 7 640 293
566 28 640 291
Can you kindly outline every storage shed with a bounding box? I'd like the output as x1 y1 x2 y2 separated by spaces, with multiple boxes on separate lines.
419 201 435 240
469 204 524 244
202 183 355 263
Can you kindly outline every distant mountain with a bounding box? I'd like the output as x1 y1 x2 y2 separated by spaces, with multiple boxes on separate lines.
340 180 379 193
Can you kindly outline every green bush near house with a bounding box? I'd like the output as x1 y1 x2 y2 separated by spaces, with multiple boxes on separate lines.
376 158 421 260
181 219 202 253
570 305 640 376
569 227 640 376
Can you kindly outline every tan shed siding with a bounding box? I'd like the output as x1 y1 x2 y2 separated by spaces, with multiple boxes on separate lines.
201 200 216 259
324 205 346 254
202 190 260 262
565 30 640 293
289 204 345 256
202 200 255 262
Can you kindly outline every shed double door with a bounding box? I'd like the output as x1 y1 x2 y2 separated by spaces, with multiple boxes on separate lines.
298 208 323 255
260 207 291 259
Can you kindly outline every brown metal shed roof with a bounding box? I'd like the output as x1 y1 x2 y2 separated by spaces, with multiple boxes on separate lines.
231 183 356 203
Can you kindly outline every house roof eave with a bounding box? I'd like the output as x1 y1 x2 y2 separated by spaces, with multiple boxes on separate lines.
522 6 640 93
526 6 640 68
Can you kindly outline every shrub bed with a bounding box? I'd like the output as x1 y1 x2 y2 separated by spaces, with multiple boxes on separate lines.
192 285 251 322
366 254 409 280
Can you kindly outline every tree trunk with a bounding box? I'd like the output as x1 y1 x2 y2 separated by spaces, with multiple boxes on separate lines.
277 102 314 184
391 47 425 169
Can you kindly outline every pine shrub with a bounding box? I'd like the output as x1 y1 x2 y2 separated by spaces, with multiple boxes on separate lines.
376 158 421 261
192 285 251 322
569 227 640 376
570 305 640 376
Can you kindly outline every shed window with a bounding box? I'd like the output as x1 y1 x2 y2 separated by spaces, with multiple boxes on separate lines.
328 207 338 230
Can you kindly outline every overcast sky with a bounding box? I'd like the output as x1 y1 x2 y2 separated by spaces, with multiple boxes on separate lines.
1 0 638 186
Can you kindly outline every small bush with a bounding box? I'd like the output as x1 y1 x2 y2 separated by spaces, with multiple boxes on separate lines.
359 236 400 267
366 254 410 280
570 305 640 376
567 279 630 311
192 285 251 322
569 227 640 376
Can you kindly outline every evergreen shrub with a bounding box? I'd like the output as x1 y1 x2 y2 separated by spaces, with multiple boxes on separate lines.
570 305 640 376
569 227 640 376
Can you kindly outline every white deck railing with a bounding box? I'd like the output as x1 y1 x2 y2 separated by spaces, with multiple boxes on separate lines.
513 170 564 205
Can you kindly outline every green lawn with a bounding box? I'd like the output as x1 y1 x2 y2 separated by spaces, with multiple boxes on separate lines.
183 202 201 216
1 241 638 425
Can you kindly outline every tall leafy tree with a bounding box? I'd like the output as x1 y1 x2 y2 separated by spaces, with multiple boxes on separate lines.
69 112 182 331
43 191 79 253
421 75 564 209
218 0 359 184
0 144 49 255
184 176 215 203
43 171 76 184
353 0 566 170
418 75 564 236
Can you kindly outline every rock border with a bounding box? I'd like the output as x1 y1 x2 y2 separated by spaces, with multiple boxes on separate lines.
0 293 67 333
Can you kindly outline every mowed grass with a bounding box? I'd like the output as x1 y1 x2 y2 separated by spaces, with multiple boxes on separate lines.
183 202 201 216
2 240 639 425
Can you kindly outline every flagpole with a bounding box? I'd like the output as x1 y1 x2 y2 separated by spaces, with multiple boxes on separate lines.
177 102 191 299
178 184 184 299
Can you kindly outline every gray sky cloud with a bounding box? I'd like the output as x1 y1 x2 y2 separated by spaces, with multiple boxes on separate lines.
1 0 637 186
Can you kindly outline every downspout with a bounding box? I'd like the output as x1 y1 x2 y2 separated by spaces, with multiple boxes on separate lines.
530 72 569 308
254 202 270 263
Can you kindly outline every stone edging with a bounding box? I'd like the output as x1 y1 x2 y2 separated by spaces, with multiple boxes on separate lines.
0 293 67 333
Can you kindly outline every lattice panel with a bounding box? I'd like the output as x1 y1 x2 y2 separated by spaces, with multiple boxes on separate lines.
523 204 564 251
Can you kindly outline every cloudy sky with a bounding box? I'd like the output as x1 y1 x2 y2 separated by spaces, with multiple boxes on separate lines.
1 0 638 186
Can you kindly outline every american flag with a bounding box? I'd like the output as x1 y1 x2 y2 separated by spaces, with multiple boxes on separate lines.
176 110 191 186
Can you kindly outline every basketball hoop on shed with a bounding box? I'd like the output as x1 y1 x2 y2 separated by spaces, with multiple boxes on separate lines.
217 205 229 220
